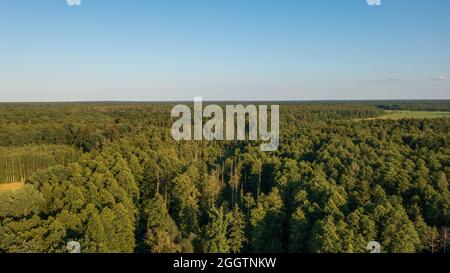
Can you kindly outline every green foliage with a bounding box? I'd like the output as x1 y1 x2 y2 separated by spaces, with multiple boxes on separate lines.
0 102 449 253
143 194 189 253
228 206 246 253
203 206 230 253
0 184 44 218
250 188 284 252
0 145 80 183
203 205 246 253
376 204 421 253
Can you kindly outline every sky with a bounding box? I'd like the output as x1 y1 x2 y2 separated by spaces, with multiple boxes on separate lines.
0 0 449 102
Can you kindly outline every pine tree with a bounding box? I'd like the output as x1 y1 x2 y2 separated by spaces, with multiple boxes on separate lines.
113 203 136 253
203 206 230 253
379 204 420 253
228 205 246 253
144 194 182 253
83 204 108 253
172 166 200 234
309 216 342 253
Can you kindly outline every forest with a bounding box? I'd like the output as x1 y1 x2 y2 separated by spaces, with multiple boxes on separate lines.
0 101 449 253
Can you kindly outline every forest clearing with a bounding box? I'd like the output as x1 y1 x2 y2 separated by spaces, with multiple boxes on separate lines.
0 182 24 193
362 110 450 121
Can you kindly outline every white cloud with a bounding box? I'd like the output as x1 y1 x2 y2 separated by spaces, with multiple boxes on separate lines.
66 0 81 6
431 75 448 81
367 0 382 6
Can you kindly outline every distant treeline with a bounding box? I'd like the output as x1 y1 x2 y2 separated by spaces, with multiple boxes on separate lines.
0 103 382 151
372 100 450 111
0 103 172 151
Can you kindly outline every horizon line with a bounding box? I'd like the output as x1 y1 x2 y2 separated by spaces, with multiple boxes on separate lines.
0 99 449 104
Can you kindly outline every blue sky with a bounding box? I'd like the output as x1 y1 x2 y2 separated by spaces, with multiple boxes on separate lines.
0 0 449 101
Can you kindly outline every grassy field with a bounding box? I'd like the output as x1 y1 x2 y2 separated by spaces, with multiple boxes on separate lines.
363 110 450 121
0 182 24 193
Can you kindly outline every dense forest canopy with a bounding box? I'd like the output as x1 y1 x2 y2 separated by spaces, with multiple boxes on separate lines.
0 101 449 253
371 100 450 112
